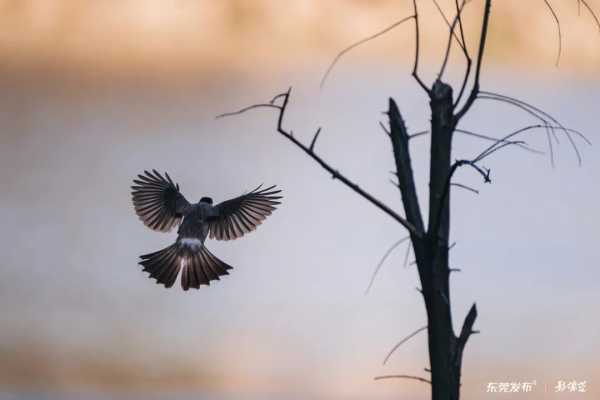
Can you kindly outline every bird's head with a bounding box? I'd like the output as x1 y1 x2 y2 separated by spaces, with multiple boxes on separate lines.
199 197 213 204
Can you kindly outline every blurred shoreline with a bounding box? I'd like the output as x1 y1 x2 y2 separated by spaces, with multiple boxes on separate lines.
0 0 599 88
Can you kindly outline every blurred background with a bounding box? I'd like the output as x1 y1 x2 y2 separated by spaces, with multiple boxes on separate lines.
0 1 599 399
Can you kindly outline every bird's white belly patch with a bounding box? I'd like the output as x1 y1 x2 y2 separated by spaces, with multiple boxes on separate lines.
180 238 203 249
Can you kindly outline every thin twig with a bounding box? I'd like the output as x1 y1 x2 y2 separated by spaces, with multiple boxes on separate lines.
481 92 562 146
456 128 545 155
310 127 322 151
365 236 410 294
477 95 559 165
216 103 281 119
403 241 412 268
432 0 468 52
379 121 391 137
480 91 591 145
477 93 591 165
454 0 473 108
451 182 479 194
320 15 414 89
437 0 468 80
270 93 287 104
455 0 492 121
374 374 431 384
409 130 430 139
543 0 563 66
471 123 581 163
412 0 431 94
383 325 428 365
432 159 490 239
579 0 600 31
454 0 469 51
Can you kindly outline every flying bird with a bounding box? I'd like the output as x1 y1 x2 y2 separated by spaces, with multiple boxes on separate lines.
131 170 282 290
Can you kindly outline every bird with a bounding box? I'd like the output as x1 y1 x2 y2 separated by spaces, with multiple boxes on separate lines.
131 169 282 290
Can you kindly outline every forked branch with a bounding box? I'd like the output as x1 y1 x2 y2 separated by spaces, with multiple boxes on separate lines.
456 303 478 360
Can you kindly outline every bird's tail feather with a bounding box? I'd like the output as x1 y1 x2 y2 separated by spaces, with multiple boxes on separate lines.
180 246 233 291
139 243 181 288
139 243 233 290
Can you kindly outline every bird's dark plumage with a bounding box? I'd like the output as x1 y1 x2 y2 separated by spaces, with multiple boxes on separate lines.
131 170 190 232
131 170 282 290
208 185 282 241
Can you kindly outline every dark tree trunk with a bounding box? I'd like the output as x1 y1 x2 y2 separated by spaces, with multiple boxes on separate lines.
389 80 476 400
425 80 458 400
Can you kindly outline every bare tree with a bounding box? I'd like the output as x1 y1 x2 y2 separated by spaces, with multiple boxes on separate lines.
217 1 595 399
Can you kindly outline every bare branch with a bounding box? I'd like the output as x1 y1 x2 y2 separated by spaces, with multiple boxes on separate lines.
270 93 288 104
451 182 479 194
403 240 412 268
456 128 545 155
365 236 410 294
454 0 469 51
474 140 527 162
432 0 468 52
437 0 468 80
478 91 591 165
455 0 492 121
477 94 559 165
454 0 473 108
383 325 428 365
374 374 432 384
309 127 322 151
409 130 430 139
480 91 591 145
456 303 478 354
543 0 563 66
216 103 281 119
379 121 391 137
432 159 490 239
412 0 431 94
218 89 421 236
388 98 426 236
579 0 600 31
320 15 414 89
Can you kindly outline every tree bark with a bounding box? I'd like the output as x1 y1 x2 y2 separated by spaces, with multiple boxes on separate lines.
389 80 477 400
426 80 458 400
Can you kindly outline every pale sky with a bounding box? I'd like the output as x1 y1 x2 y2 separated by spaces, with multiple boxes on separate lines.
0 64 598 399
0 1 599 399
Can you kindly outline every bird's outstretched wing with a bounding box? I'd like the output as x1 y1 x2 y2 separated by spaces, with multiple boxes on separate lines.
131 170 191 232
208 185 282 241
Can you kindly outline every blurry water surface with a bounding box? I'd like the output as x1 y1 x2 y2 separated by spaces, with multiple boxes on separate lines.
0 65 598 399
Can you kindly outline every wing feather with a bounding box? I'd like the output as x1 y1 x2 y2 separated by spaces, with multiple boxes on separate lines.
131 170 191 232
208 185 282 241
